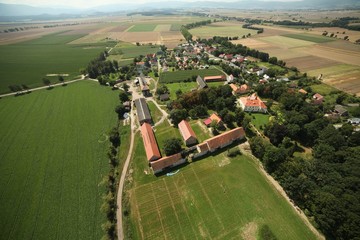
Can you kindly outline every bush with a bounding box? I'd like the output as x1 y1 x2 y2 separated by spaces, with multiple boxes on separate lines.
227 148 242 157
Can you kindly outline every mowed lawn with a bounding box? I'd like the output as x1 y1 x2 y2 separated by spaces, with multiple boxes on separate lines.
0 81 119 239
0 32 114 94
166 82 198 99
160 68 224 83
128 144 318 239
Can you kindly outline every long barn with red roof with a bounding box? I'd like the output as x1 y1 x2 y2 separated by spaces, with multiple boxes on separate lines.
140 123 161 162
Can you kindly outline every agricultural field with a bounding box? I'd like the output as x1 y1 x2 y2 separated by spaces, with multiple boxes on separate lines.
283 33 335 43
107 41 159 64
0 32 114 94
127 24 157 32
190 22 258 39
0 81 119 239
127 142 319 239
159 68 224 83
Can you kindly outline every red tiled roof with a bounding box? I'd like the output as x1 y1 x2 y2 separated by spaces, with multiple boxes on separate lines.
178 120 197 142
229 83 238 92
313 93 324 100
205 127 245 151
150 153 183 172
203 113 222 126
203 118 212 126
298 89 308 94
204 75 225 81
140 123 161 161
240 93 267 109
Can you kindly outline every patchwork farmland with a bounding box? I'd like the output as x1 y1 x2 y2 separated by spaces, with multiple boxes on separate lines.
127 139 319 239
0 81 119 239
0 32 115 94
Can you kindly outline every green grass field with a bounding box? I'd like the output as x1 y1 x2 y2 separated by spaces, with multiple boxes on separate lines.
248 113 270 130
310 83 338 95
108 41 159 63
147 101 163 123
166 82 198 99
259 36 315 48
170 24 182 31
154 121 183 156
160 68 224 83
0 81 119 239
190 120 212 143
283 33 335 43
190 25 257 38
127 24 157 32
0 32 115 94
128 143 319 239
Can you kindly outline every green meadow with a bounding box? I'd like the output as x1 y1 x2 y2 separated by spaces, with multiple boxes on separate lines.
0 81 119 239
0 32 115 94
283 33 335 43
128 140 319 239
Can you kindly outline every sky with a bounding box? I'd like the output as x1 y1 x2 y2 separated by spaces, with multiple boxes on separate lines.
1 0 301 8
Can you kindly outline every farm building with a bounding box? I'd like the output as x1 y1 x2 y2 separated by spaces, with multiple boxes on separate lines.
230 84 249 95
134 98 152 125
140 123 161 162
334 105 348 116
194 127 245 158
178 120 198 146
313 93 324 105
239 93 267 113
203 113 223 127
298 89 308 95
139 74 151 97
150 153 186 174
204 75 226 82
348 118 360 125
196 75 208 89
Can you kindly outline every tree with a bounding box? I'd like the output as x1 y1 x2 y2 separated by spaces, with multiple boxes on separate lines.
109 127 120 148
163 138 182 156
169 109 188 125
42 78 51 88
8 85 22 93
58 75 65 84
21 84 30 93
115 105 126 119
122 83 129 93
119 92 129 102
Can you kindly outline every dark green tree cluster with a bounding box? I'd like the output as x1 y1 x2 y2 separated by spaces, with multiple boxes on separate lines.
86 51 118 79
163 138 182 156
249 87 360 240
167 85 236 125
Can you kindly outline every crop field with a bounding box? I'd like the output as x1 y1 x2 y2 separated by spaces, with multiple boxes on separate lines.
283 33 335 43
109 41 159 58
154 24 171 32
0 81 119 239
127 24 157 32
166 82 198 99
170 24 182 31
285 55 339 71
0 32 114 94
259 36 315 48
159 68 224 83
128 143 319 239
190 25 257 39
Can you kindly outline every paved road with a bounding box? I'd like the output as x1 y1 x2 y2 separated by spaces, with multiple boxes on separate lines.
0 76 86 98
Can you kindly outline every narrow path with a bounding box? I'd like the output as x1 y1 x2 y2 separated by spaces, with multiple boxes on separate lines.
116 99 136 240
0 76 87 98
147 98 172 126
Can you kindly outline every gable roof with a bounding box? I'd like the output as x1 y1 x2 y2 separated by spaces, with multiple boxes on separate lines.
204 75 225 81
150 153 183 172
134 98 151 123
240 93 267 109
298 89 308 94
178 120 197 142
196 75 207 89
206 127 245 150
140 123 161 161
313 93 324 100
204 113 222 126
229 83 238 92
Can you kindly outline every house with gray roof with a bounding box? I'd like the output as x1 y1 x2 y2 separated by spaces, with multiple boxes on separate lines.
196 75 207 89
134 98 152 125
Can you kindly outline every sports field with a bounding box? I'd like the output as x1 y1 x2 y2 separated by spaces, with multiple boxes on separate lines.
0 81 119 239
0 32 114 94
159 68 224 83
128 142 319 239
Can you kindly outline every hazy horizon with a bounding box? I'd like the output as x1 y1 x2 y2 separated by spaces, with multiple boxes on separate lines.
0 0 302 9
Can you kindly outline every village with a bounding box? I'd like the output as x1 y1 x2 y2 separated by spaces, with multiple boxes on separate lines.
121 39 360 175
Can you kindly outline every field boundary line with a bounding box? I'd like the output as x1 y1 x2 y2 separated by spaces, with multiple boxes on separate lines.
190 166 225 232
150 183 168 240
172 175 199 240
162 178 187 240
132 189 145 239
